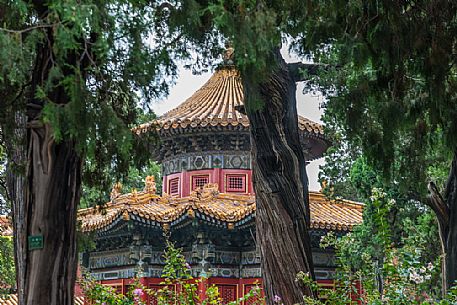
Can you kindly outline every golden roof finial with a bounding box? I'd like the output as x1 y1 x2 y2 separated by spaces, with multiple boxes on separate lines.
320 179 328 191
223 43 234 65
110 182 123 200
144 175 157 194
131 188 138 203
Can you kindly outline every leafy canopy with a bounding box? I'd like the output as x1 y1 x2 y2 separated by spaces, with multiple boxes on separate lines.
299 0 457 197
0 0 215 199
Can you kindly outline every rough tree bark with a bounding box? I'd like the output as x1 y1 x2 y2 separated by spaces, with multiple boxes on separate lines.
19 121 81 305
5 112 27 304
6 2 85 304
243 48 315 305
427 149 457 295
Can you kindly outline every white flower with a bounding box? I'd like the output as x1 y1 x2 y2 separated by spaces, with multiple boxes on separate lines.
409 269 425 284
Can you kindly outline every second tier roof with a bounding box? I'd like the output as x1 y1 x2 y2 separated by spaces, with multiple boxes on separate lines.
135 66 325 137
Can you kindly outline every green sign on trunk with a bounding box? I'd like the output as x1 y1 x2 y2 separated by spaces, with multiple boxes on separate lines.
28 235 44 250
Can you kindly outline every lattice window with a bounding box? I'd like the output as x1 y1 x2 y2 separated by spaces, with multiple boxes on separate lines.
226 174 246 193
317 281 336 300
149 285 175 305
148 285 161 305
104 285 122 294
218 285 237 303
169 178 180 196
124 285 132 296
244 285 260 305
192 175 210 190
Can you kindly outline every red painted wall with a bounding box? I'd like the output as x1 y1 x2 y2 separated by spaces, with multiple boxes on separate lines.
89 278 362 305
97 277 262 305
163 169 254 197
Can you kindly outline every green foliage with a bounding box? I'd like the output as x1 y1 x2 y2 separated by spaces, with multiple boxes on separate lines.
318 188 444 304
321 154 441 263
154 0 318 109
0 236 15 295
0 0 201 205
299 272 457 305
81 277 142 305
0 142 8 215
80 160 162 209
299 0 457 197
156 240 263 305
318 135 364 202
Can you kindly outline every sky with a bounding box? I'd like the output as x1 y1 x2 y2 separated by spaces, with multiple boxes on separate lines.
151 48 326 191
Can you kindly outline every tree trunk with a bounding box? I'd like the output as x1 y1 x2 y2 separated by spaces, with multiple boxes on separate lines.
244 48 315 305
20 121 81 305
7 2 84 303
428 149 457 295
6 115 81 305
444 149 457 291
6 111 27 304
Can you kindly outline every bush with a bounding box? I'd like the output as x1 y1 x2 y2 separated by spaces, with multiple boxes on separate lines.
0 236 15 295
305 188 455 305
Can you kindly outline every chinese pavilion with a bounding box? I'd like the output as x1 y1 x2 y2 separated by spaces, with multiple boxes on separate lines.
78 61 363 304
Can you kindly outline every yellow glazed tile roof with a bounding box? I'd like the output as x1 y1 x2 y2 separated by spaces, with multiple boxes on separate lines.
133 67 324 136
78 182 363 233
308 192 364 231
0 295 84 305
0 216 12 236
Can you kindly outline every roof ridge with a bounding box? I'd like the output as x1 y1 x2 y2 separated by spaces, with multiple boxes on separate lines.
79 190 363 233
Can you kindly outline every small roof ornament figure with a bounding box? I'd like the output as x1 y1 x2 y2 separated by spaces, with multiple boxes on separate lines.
144 175 157 194
223 43 234 65
110 182 123 200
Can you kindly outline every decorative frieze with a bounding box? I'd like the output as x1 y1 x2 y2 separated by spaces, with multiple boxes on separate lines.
87 243 336 280
89 257 334 280
162 152 251 175
89 250 168 269
241 267 261 278
91 268 136 280
241 251 261 265
314 267 336 280
312 251 336 268
89 251 131 269
214 251 241 264
147 268 164 278
211 268 240 278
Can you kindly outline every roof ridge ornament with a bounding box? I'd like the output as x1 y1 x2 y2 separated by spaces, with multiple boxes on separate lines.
131 188 139 203
110 182 122 201
202 183 219 197
144 175 157 194
222 43 234 66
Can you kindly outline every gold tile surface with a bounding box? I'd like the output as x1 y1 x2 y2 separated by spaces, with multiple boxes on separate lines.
0 295 84 305
79 184 363 232
133 67 324 136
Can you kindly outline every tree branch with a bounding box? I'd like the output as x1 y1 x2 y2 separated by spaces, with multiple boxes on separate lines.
287 62 331 82
0 23 61 34
427 181 450 229
444 149 457 209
